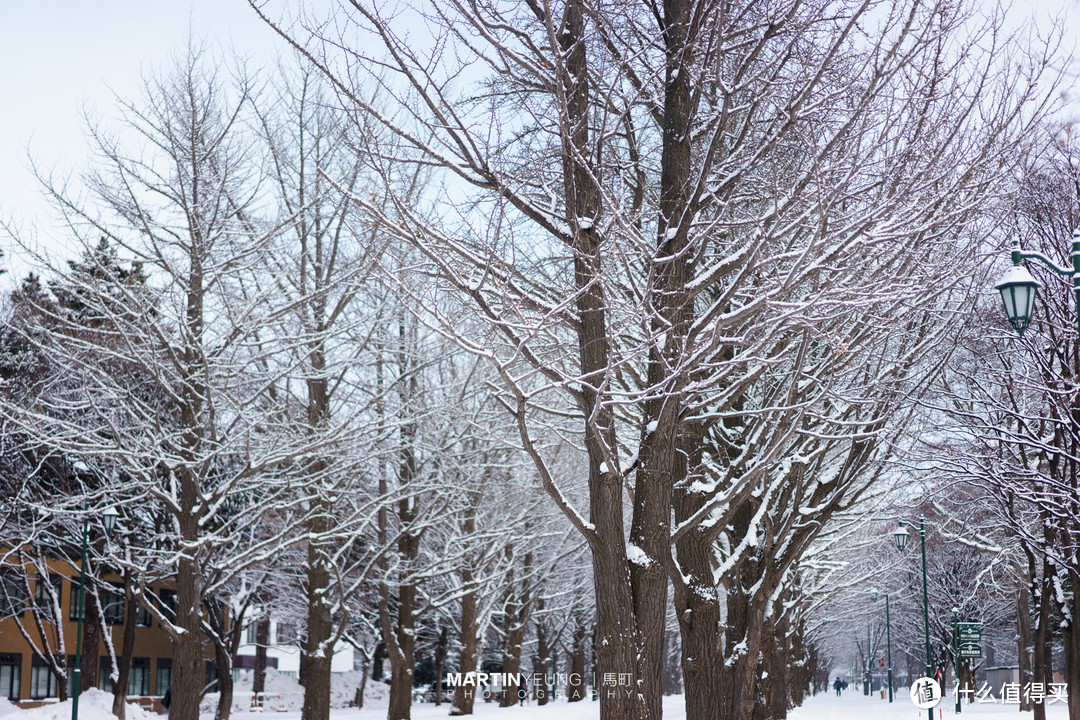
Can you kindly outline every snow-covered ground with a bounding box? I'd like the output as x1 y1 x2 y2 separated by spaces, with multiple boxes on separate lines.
0 687 1072 720
788 690 1072 720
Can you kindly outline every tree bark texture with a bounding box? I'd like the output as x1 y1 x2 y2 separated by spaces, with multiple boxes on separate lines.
1062 580 1080 720
434 627 448 706
449 571 478 716
213 638 234 720
533 602 553 706
557 2 665 716
80 580 101 692
500 550 532 707
567 623 587 703
253 615 270 703
112 577 140 719
301 490 333 720
1018 584 1033 712
673 430 724 720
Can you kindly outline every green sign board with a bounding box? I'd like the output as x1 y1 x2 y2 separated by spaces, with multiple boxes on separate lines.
958 623 982 643
957 621 982 658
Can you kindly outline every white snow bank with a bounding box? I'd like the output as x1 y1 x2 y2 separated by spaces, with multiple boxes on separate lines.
214 669 371 712
12 689 159 720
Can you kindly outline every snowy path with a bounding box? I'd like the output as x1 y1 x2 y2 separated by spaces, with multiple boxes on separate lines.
789 690 1072 720
213 690 1071 720
4 688 1072 720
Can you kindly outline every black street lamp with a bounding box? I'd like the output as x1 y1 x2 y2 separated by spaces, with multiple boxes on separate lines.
71 501 118 720
894 518 933 679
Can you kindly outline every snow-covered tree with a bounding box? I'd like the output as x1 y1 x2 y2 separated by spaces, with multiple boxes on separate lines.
0 45 328 720
250 0 1059 717
929 122 1080 719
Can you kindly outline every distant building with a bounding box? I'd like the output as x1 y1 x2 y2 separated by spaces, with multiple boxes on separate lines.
0 554 177 703
233 612 355 680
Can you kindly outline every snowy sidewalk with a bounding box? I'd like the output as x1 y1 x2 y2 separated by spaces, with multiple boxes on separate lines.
3 689 1072 720
790 690 1072 720
214 690 1073 720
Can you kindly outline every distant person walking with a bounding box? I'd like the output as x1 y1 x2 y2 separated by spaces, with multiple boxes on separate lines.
834 677 843 697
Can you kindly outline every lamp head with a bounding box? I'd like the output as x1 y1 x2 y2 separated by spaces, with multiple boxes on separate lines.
994 264 1040 336
893 525 910 552
103 505 119 534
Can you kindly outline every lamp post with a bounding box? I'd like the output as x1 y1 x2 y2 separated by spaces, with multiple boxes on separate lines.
71 504 118 720
865 620 872 695
866 588 879 696
994 231 1080 337
885 590 893 703
894 518 933 679
952 608 961 714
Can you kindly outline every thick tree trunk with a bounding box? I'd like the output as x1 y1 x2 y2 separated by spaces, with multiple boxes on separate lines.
112 578 139 719
1034 566 1052 720
567 622 587 702
789 617 807 709
673 430 723 720
380 317 420 720
172 547 205 720
1018 584 1033 712
556 2 663 718
500 551 531 708
388 656 413 720
252 614 269 705
716 504 775 720
1062 585 1080 720
170 265 210 720
301 353 335 720
301 506 333 720
355 650 369 709
533 611 553 706
56 656 69 702
767 612 791 719
673 527 723 720
755 613 787 720
80 581 102 692
213 641 234 720
449 572 478 716
434 627 448 706
386 565 416 720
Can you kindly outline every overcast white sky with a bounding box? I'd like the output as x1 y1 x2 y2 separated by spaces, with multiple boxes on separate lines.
0 0 281 275
0 0 1078 278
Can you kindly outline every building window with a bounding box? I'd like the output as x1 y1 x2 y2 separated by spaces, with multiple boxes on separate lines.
205 661 218 693
155 659 171 696
157 590 176 625
102 583 124 625
128 658 150 696
68 580 85 622
33 575 62 622
98 656 113 692
0 569 26 617
276 622 296 645
0 654 21 701
29 660 57 700
245 620 257 645
137 602 152 627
